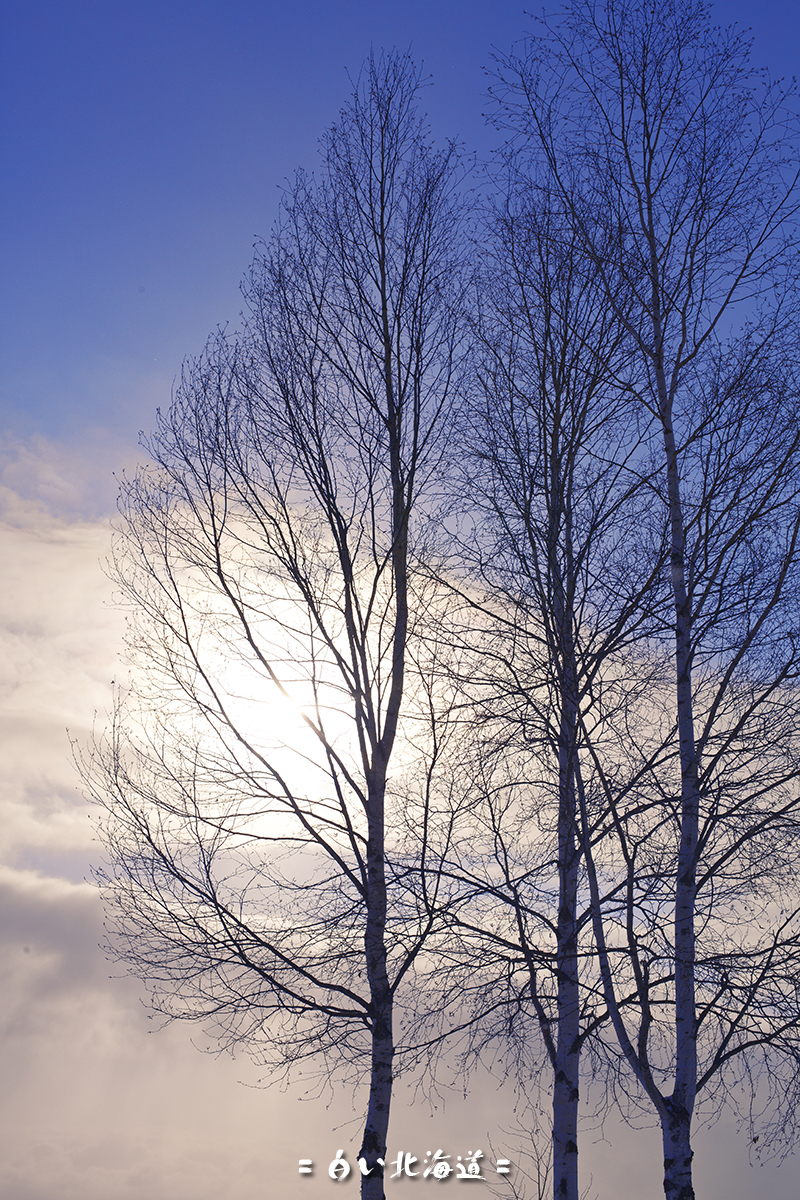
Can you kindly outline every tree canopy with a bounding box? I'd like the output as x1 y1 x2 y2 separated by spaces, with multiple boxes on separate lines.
87 11 800 1200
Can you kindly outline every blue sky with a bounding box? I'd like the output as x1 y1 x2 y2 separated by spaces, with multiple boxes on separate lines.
1 0 526 448
1 4 799 1198
2 0 798 452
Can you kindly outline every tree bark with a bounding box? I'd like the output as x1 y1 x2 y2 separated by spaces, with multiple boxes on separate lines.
658 356 699 1200
551 466 581 1200
552 802 580 1200
358 769 394 1200
661 1099 695 1200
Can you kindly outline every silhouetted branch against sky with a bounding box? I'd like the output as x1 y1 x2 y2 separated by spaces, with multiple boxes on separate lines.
485 5 800 1200
3 5 800 1200
83 50 471 1200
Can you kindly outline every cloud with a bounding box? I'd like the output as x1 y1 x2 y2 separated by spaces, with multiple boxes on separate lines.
0 434 797 1200
0 443 122 879
0 869 105 1034
0 866 282 1200
0 430 140 524
0 437 528 1200
0 862 533 1200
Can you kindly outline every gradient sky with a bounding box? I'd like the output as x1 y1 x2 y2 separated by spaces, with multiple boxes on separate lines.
2 3 800 1198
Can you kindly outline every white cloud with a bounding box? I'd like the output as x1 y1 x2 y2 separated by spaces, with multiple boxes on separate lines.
0 446 122 877
0 435 797 1200
0 438 528 1200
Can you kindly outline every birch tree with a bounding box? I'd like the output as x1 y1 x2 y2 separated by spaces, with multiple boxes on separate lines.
490 4 800 1198
439 184 664 1200
85 52 467 1200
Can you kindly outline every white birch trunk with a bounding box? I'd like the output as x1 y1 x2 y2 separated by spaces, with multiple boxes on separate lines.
551 493 581 1200
552 810 580 1200
661 1101 694 1200
359 778 395 1200
659 369 698 1200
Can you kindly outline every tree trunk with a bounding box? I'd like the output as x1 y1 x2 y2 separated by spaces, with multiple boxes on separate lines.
552 752 580 1200
552 516 581 1200
551 444 582 1200
359 776 394 1200
554 696 578 1200
661 1100 695 1200
359 1002 393 1200
659 376 698 1200
552 863 580 1200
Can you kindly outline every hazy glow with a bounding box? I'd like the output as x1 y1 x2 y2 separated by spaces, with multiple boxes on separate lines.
2 1 799 1192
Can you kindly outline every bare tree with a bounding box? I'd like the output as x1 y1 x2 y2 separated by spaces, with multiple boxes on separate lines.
490 4 800 1198
85 51 467 1200
430 182 666 1200
573 335 800 1195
